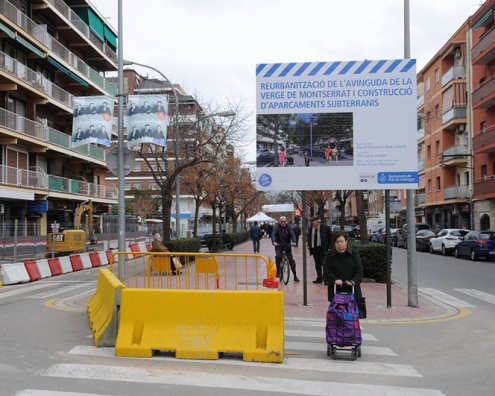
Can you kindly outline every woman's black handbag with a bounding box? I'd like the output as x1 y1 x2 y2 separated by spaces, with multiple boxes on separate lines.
356 296 367 319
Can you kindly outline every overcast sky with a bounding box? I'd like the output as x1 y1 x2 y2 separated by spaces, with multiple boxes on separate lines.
90 0 485 160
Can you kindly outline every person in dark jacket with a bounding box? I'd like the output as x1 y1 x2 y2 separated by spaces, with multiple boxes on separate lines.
323 230 363 302
271 216 299 282
293 223 301 247
307 215 332 284
249 221 262 253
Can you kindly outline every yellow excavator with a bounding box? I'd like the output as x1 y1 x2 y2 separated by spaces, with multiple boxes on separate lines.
47 200 95 254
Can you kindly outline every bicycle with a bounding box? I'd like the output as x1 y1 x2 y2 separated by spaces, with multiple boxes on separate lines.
277 243 292 285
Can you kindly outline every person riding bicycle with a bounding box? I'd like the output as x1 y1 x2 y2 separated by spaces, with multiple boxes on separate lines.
271 216 300 282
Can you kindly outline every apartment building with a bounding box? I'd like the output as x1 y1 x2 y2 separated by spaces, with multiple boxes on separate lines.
415 22 471 230
0 0 118 235
471 1 495 230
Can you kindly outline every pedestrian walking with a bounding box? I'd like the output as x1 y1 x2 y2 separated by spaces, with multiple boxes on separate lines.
308 215 332 283
249 221 262 253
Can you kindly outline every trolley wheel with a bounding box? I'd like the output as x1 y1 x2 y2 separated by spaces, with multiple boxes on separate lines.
327 344 331 357
351 347 358 361
357 346 362 358
329 345 336 359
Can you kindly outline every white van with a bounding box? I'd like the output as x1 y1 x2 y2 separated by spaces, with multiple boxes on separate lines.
366 218 386 237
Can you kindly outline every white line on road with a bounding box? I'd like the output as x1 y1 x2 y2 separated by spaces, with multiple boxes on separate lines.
15 390 114 396
68 346 420 377
455 289 495 305
25 283 93 299
0 283 56 299
41 363 441 395
285 341 396 356
419 288 475 307
285 329 378 341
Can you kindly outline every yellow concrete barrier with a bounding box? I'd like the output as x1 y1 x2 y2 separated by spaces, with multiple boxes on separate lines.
115 289 284 363
87 268 125 347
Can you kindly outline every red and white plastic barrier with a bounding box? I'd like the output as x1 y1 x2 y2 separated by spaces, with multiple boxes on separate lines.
0 263 30 285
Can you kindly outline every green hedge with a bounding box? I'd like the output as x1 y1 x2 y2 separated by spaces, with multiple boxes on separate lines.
164 238 201 254
350 242 391 283
202 231 250 252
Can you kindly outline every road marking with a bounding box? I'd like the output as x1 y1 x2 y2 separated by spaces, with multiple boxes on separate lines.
0 283 56 299
455 289 495 305
41 363 440 395
68 346 420 377
15 390 113 396
419 288 475 307
285 341 396 356
285 329 378 341
25 283 93 299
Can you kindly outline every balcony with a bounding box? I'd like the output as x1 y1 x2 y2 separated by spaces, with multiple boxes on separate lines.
442 145 469 166
474 175 495 197
0 50 72 108
415 193 426 204
472 75 495 109
441 66 466 87
444 185 469 200
442 106 467 124
473 124 495 153
417 94 424 108
418 159 425 171
472 25 495 65
0 107 107 162
1 1 117 96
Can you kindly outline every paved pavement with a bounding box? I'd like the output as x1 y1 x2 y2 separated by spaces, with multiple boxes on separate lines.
1 238 458 323
242 237 458 323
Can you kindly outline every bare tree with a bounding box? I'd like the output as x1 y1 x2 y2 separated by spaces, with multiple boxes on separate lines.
135 100 250 240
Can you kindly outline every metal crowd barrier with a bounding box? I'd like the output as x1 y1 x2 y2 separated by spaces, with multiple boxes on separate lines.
109 251 274 291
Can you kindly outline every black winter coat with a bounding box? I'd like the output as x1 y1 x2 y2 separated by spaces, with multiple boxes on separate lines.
323 246 363 302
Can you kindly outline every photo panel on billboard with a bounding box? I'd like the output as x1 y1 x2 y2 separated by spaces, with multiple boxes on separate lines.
127 94 168 149
72 95 114 148
255 59 418 191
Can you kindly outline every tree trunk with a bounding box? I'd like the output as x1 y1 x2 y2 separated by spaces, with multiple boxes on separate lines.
161 193 173 240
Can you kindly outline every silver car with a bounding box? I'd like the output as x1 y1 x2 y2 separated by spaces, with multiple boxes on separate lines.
429 228 470 256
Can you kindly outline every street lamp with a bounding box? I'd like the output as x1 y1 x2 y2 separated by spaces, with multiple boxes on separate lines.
122 59 181 239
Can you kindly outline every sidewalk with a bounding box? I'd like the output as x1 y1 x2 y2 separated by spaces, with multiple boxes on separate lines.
243 237 458 322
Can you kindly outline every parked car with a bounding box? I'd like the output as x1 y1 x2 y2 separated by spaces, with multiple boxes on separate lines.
195 226 213 247
429 228 470 256
398 223 431 249
390 228 402 247
256 148 270 158
415 229 438 252
370 228 383 243
454 230 495 261
333 225 356 238
377 228 399 244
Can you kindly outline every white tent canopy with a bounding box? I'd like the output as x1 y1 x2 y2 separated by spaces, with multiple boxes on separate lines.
262 204 294 213
246 211 277 223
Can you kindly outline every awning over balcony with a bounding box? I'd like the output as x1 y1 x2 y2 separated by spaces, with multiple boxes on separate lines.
473 8 493 30
0 22 15 39
47 56 69 75
15 35 45 58
68 71 89 87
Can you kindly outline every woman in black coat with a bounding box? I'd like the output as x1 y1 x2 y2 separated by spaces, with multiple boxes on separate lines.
323 230 363 302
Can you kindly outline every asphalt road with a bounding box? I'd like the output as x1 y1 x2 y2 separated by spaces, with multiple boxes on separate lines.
1 247 495 395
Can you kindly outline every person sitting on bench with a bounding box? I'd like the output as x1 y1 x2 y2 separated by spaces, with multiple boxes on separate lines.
222 230 234 250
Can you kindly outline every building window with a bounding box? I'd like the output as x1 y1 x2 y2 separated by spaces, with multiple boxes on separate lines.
426 145 431 159
435 68 439 83
426 76 431 92
435 104 440 119
124 182 131 190
481 165 487 180
435 141 440 155
428 179 432 193
464 171 469 186
436 176 441 191
481 121 486 134
132 182 141 190
149 182 158 190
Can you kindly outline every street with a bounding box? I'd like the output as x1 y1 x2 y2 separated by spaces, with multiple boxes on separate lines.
1 244 495 395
